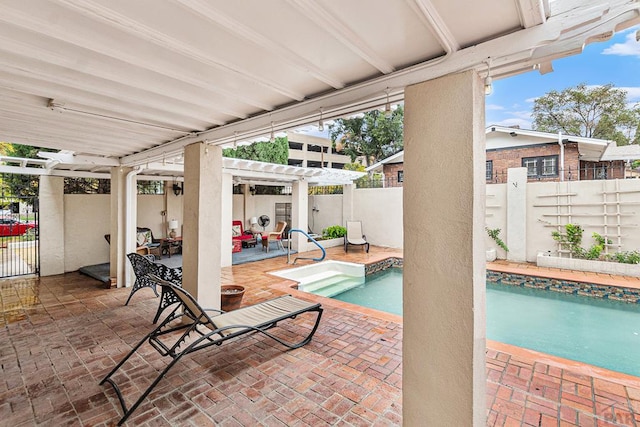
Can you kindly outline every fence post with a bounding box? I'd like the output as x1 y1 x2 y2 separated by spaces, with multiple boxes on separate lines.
506 168 527 262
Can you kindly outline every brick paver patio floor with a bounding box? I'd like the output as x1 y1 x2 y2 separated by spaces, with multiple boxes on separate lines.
0 246 638 426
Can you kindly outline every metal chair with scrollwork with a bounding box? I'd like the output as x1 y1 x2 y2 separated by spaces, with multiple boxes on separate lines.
125 253 159 305
152 262 183 323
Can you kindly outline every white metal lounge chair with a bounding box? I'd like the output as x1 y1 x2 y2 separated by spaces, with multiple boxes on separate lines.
344 220 370 253
100 276 323 425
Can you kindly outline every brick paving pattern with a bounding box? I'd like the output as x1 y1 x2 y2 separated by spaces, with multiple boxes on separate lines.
0 246 638 425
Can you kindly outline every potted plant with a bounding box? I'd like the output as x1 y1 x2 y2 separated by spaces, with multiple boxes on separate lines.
221 285 245 311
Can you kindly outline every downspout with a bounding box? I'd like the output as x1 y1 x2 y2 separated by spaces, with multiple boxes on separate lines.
125 167 141 267
558 131 564 181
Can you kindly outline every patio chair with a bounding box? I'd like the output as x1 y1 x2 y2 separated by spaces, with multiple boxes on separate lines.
152 262 183 324
100 276 323 426
262 220 287 252
344 221 370 253
125 253 159 305
136 227 162 259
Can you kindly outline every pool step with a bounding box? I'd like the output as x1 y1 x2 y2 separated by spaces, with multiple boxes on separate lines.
300 273 364 297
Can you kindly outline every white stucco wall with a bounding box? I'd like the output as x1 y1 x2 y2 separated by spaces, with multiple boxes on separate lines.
232 194 245 226
525 179 640 262
137 194 167 238
63 193 166 272
353 187 403 249
64 194 110 272
308 194 343 235
251 194 293 233
485 183 507 258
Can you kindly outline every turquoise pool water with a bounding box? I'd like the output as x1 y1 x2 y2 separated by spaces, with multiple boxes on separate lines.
322 269 640 377
333 268 402 315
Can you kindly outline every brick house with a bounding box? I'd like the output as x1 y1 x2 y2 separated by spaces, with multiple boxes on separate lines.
366 126 638 185
485 125 632 182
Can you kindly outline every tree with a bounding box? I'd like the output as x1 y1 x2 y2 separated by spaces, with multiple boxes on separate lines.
532 83 640 145
222 137 288 164
329 106 404 166
1 143 53 198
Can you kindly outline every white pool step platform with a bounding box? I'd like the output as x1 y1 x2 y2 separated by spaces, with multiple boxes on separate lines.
299 271 364 297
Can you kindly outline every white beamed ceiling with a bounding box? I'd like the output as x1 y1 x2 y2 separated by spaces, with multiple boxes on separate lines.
0 0 638 168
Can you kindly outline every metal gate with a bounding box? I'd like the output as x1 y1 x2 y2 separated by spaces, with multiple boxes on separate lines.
0 173 39 278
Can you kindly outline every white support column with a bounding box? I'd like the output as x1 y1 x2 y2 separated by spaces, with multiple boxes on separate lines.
39 175 65 276
302 143 308 167
291 179 309 252
221 173 233 267
182 142 222 309
507 167 527 262
110 166 132 288
403 70 486 426
342 183 354 224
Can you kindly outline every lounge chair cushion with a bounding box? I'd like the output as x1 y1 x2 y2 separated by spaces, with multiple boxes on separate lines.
210 295 318 336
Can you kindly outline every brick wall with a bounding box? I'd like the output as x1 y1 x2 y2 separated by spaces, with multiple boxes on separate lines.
382 163 404 187
579 160 626 180
486 142 579 182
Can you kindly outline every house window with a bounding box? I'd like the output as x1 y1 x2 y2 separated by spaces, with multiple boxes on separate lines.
397 170 404 183
542 157 557 176
522 155 558 178
486 161 493 180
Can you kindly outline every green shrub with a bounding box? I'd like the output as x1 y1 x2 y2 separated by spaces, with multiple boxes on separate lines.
486 227 509 252
607 251 640 264
552 225 613 260
322 225 346 239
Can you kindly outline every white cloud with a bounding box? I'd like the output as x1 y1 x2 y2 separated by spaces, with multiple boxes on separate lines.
601 31 640 58
524 97 538 103
508 111 533 121
618 86 640 101
486 104 504 111
492 118 532 129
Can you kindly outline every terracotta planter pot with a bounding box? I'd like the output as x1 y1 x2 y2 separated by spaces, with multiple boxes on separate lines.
221 285 245 311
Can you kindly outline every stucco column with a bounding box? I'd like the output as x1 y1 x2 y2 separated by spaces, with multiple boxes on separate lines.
507 167 527 262
342 183 354 224
221 173 233 267
110 166 134 288
291 179 309 252
182 142 222 308
403 70 486 426
38 175 65 276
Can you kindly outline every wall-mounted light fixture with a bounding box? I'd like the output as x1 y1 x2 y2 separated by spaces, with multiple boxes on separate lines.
172 182 183 196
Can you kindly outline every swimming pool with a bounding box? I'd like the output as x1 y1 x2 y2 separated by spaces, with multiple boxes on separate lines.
296 266 640 377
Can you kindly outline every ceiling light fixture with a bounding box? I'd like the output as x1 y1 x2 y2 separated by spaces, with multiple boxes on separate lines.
484 59 493 96
269 121 275 143
384 88 392 117
318 108 324 132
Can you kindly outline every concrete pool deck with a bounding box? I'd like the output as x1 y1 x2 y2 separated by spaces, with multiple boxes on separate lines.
0 246 638 425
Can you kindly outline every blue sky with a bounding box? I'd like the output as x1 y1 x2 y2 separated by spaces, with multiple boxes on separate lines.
486 25 640 129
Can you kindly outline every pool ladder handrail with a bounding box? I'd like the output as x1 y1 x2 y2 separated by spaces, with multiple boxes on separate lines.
287 229 326 264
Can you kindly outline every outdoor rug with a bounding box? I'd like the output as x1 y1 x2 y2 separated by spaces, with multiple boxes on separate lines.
232 245 294 265
78 262 110 284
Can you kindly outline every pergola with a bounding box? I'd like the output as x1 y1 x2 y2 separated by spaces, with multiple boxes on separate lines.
1 1 638 425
